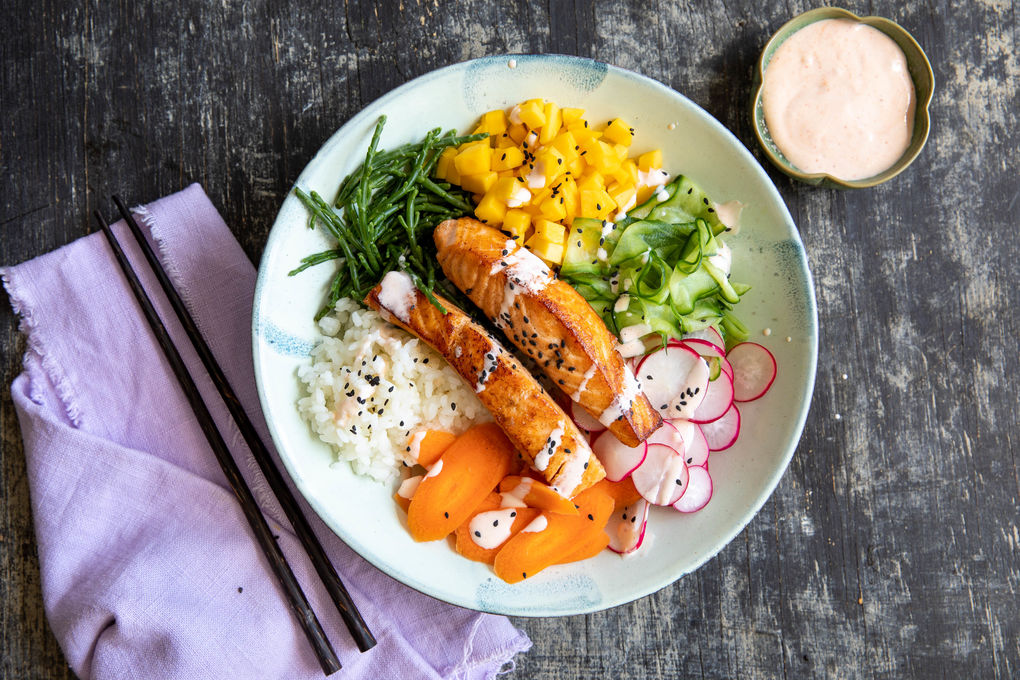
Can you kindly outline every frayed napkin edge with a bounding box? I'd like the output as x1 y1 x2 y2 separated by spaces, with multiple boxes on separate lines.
2 266 84 427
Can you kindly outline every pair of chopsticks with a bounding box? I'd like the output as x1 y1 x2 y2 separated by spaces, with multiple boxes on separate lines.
94 197 375 675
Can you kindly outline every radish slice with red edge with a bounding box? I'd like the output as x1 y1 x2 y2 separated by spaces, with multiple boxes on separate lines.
675 337 726 360
571 401 606 433
683 327 725 348
700 403 740 451
592 434 647 482
635 344 706 418
645 419 685 452
673 463 713 513
728 342 777 402
606 498 649 554
670 419 709 467
631 443 689 506
689 371 733 424
719 355 734 381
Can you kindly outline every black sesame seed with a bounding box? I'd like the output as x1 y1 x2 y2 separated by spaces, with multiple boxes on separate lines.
587 513 594 520
474 531 482 537
444 511 450 518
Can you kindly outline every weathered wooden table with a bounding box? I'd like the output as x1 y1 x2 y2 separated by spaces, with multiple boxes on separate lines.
3 2 1017 678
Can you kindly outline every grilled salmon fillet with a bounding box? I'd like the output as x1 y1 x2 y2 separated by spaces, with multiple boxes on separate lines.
365 271 604 497
434 217 662 447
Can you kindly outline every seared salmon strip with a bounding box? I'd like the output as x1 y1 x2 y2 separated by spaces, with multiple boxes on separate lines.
434 217 661 447
365 271 605 497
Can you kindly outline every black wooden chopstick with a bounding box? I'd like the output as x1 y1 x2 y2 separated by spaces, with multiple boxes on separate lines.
94 210 342 676
110 196 376 653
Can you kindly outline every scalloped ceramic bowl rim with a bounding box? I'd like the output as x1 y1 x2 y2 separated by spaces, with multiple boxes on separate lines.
751 7 934 189
253 54 818 616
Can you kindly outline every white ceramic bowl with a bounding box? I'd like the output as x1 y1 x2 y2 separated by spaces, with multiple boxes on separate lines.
253 54 817 616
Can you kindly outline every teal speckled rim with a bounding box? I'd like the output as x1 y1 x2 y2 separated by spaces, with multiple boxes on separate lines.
751 7 935 189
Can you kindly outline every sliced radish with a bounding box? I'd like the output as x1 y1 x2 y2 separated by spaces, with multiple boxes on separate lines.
728 342 777 402
635 344 705 417
676 338 726 361
669 419 709 467
666 357 709 420
606 498 649 554
631 443 689 506
571 401 606 434
645 419 685 452
689 371 733 424
593 434 647 482
700 403 740 451
673 464 713 513
682 327 725 348
719 355 734 381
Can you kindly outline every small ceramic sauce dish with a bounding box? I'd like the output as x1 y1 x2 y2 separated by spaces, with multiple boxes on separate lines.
751 7 934 189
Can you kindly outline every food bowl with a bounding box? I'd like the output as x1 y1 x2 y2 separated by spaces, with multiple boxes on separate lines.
751 7 934 189
253 54 818 616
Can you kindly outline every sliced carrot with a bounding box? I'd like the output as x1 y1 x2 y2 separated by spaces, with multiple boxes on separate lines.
410 429 458 468
498 475 578 515
556 527 611 564
492 483 615 583
594 476 642 508
407 423 516 542
394 492 411 513
454 492 541 564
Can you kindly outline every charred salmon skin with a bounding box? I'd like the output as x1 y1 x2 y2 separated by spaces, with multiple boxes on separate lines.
434 217 661 446
365 271 605 497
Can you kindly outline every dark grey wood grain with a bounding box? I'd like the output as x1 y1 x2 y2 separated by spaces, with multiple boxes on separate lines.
2 1 1017 678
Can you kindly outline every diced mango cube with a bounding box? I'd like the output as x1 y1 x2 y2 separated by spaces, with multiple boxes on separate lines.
525 233 565 265
480 109 508 136
586 140 621 174
567 120 601 142
518 100 547 129
455 143 492 176
576 171 605 193
603 118 634 146
539 102 562 145
474 192 507 225
491 176 520 201
435 147 458 181
551 131 579 159
561 107 585 124
608 184 637 216
493 146 526 171
534 218 566 243
580 188 617 219
638 149 663 171
539 194 567 221
504 209 531 237
460 171 498 194
534 147 566 184
507 123 528 144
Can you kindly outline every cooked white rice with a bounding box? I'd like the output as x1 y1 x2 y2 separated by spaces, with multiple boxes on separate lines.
297 297 489 482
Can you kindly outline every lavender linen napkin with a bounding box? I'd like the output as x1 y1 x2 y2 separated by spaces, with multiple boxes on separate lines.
3 184 531 680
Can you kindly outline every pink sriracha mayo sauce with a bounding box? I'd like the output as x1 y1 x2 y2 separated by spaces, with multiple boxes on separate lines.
762 18 916 181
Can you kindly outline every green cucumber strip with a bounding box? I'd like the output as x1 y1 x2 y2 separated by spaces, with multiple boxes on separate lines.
649 175 724 234
703 260 740 304
608 219 695 266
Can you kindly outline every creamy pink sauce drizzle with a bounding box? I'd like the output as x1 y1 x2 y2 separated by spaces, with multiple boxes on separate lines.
762 19 915 180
